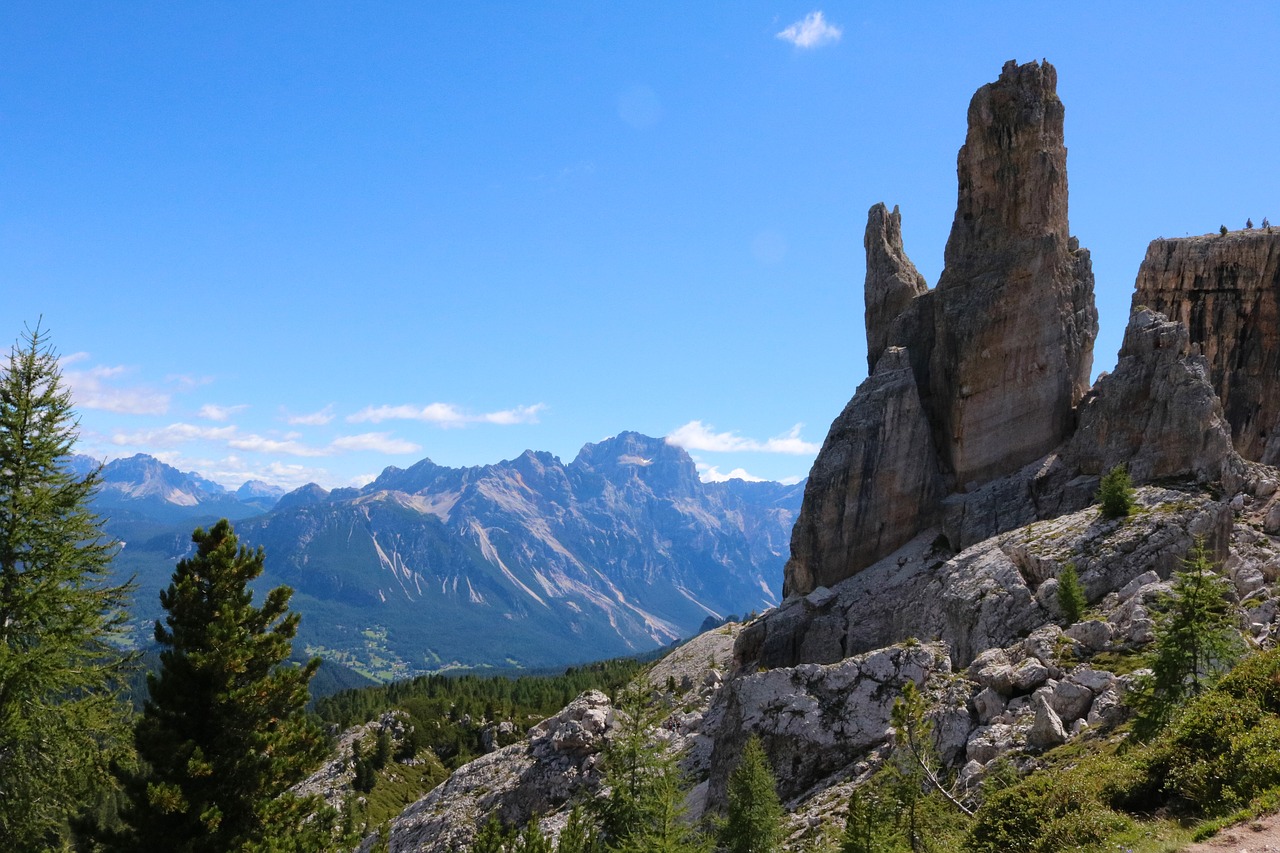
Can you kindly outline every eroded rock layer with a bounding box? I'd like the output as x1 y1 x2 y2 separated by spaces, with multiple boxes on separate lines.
1132 230 1280 464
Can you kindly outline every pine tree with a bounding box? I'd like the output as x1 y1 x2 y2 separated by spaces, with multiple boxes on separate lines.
721 735 784 853
111 519 341 852
1133 538 1245 738
0 324 134 851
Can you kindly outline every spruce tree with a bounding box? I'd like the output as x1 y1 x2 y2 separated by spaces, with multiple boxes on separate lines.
1097 465 1135 519
0 324 133 851
721 735 784 853
112 519 340 852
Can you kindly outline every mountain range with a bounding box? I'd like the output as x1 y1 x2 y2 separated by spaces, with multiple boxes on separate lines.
81 433 803 677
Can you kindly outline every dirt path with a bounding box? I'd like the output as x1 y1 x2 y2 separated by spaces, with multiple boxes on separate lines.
1180 813 1280 852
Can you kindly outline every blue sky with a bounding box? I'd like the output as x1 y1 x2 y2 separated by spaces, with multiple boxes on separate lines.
4 2 1278 490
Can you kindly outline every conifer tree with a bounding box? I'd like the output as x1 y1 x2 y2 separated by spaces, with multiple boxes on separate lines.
1133 538 1245 738
555 805 598 853
0 324 133 851
721 735 784 853
111 519 341 852
596 689 708 852
1097 465 1135 519
1056 562 1087 625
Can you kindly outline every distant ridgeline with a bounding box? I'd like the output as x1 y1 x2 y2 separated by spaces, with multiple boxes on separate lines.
83 432 803 676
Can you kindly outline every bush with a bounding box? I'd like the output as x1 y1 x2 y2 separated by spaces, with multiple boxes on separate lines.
1097 465 1135 519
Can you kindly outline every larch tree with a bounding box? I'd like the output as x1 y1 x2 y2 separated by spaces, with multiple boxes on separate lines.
111 518 343 852
0 324 133 851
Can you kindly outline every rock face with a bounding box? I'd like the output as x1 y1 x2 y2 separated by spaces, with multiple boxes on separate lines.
1132 231 1280 464
864 203 928 373
785 60 1097 597
927 60 1097 487
1066 308 1243 487
783 349 947 596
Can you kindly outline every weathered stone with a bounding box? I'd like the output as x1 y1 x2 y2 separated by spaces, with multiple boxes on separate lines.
927 59 1096 488
1068 666 1114 694
865 203 928 373
783 349 947 597
967 723 1019 765
1026 693 1068 749
1010 659 1051 693
1064 619 1112 651
1066 308 1244 487
1050 679 1094 722
972 686 1006 724
1132 230 1280 463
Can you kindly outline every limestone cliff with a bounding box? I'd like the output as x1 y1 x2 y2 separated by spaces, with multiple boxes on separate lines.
785 59 1097 597
927 60 1097 487
1132 230 1280 464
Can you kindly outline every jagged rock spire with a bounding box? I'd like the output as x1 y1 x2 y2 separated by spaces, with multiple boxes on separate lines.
864 203 928 374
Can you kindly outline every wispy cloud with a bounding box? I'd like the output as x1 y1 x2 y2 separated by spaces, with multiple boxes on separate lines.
62 362 170 415
198 403 248 421
347 402 545 428
776 11 842 49
110 423 238 447
666 421 819 455
285 404 335 426
330 432 422 454
109 421 420 458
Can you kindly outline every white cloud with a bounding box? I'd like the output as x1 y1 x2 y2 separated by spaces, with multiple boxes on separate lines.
285 404 335 426
696 463 767 483
330 432 422 454
666 421 819 455
197 403 248 421
227 434 329 457
62 362 170 415
109 421 420 459
347 402 545 428
776 11 842 49
110 423 238 447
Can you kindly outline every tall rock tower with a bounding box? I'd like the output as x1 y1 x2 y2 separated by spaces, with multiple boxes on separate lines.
928 60 1097 488
784 60 1098 597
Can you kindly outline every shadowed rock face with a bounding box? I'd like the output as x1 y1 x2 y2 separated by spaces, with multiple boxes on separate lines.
785 60 1097 597
1132 231 1280 464
928 59 1097 488
783 348 946 597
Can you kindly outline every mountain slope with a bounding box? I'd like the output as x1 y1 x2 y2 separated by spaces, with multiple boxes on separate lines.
243 433 801 674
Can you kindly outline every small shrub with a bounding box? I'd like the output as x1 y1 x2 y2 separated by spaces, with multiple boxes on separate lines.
1097 465 1135 519
1220 224 1229 236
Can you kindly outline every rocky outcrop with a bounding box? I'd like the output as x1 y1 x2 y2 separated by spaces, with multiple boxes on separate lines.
1066 308 1244 487
706 643 958 805
363 691 614 853
1132 231 1280 463
785 60 1097 597
783 348 947 596
751 486 1232 671
927 59 1097 488
864 203 928 373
